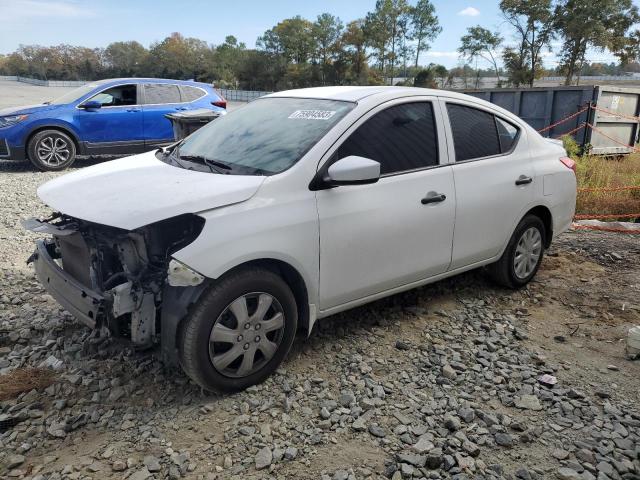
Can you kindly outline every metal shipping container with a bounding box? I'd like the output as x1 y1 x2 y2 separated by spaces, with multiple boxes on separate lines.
464 85 640 155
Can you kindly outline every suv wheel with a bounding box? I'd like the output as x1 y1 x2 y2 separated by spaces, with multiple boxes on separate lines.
179 267 298 393
488 214 546 289
27 130 77 171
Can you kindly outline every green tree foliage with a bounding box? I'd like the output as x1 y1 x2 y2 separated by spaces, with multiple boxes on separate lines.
148 32 212 80
500 0 554 87
104 41 148 77
341 19 370 83
257 16 315 64
458 26 503 84
313 13 344 84
409 0 441 68
553 0 640 85
501 47 530 87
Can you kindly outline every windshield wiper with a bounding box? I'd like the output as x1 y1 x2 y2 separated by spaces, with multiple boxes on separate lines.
178 155 232 174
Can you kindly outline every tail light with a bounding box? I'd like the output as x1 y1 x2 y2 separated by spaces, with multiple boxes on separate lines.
560 156 576 173
211 90 227 110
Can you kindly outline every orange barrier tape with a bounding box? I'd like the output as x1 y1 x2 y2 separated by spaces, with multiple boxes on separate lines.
553 123 585 139
593 106 640 123
537 107 589 133
578 185 640 193
572 224 640 234
574 213 640 220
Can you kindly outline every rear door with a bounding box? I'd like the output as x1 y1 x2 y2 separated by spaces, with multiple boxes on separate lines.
442 100 535 269
316 99 455 310
141 83 184 147
75 84 145 151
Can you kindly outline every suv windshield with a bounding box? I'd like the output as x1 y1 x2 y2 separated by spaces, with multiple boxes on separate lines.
48 83 103 105
168 97 354 175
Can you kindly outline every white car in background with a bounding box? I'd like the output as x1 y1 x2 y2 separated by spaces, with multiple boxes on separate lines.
25 86 577 392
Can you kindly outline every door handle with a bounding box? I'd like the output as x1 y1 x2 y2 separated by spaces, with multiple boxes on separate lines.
421 193 446 205
126 108 140 112
515 175 533 186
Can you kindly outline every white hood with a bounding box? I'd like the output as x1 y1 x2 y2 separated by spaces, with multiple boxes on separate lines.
37 151 266 230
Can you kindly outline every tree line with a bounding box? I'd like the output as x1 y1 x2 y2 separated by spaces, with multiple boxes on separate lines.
0 0 639 90
459 0 640 87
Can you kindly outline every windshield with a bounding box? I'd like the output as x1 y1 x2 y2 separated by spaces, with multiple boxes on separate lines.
49 83 102 105
172 97 354 175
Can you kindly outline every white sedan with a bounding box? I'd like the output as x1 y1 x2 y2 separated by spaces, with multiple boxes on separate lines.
25 86 576 392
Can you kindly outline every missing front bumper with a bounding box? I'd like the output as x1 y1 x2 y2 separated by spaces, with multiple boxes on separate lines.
31 239 104 328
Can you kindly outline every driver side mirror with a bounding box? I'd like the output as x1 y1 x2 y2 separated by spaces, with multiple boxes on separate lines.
311 155 380 190
80 100 102 110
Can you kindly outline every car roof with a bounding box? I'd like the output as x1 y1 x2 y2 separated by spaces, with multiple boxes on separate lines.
90 78 211 88
266 86 530 129
266 86 476 103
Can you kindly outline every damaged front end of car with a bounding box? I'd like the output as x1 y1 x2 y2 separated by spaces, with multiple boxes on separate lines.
24 213 207 363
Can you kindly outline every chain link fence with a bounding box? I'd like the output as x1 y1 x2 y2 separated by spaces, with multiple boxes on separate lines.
217 88 271 102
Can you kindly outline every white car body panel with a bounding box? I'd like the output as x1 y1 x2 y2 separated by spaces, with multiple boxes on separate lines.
37 152 265 230
438 98 536 269
35 86 577 328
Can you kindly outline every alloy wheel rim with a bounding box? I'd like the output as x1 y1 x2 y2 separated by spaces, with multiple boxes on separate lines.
208 292 285 378
37 136 70 166
514 227 542 279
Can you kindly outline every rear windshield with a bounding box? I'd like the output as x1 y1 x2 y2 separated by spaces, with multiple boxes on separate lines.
174 97 354 174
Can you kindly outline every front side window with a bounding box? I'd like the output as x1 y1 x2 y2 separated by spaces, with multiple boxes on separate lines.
144 84 181 104
336 102 439 175
88 85 137 107
169 97 353 175
447 104 500 161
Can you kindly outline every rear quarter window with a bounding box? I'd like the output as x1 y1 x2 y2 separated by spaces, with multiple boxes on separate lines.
181 86 206 102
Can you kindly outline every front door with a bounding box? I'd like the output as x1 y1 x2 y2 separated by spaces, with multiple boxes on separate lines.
443 101 535 269
75 84 144 153
316 100 455 310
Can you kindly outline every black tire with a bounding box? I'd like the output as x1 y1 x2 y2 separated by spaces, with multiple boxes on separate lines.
179 267 298 393
488 214 546 289
27 129 77 171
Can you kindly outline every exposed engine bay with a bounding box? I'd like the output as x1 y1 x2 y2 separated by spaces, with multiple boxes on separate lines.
24 213 206 351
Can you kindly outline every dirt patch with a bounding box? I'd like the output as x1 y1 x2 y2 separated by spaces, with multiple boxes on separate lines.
0 367 56 401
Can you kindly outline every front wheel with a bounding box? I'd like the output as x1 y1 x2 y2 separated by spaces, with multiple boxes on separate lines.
488 214 546 289
179 267 298 393
27 129 77 171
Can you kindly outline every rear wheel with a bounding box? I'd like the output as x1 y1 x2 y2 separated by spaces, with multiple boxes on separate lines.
488 214 546 289
27 129 77 171
179 267 297 393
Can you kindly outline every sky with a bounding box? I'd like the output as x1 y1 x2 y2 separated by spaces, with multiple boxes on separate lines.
0 0 633 69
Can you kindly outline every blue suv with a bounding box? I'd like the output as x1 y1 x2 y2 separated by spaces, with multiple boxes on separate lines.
0 78 227 171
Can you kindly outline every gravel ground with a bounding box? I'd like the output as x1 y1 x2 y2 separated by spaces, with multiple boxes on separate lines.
0 161 638 480
0 81 74 109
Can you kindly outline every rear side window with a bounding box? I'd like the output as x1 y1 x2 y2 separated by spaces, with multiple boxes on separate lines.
181 86 206 102
336 102 439 175
496 117 519 152
447 104 501 161
144 84 181 104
